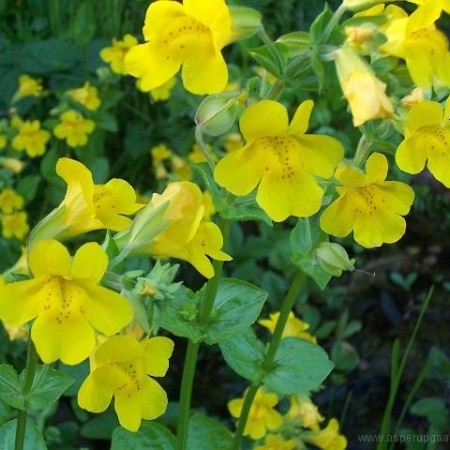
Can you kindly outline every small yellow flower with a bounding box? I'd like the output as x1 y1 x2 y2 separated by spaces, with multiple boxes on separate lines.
100 34 138 75
228 388 283 440
151 144 172 164
1 211 29 240
379 3 450 88
11 120 51 157
78 334 174 432
68 82 101 111
320 153 415 248
259 312 317 343
138 77 177 101
125 0 234 95
214 99 344 222
148 182 231 278
53 110 95 148
396 97 450 187
401 87 425 108
221 132 244 153
188 143 216 164
334 47 393 127
254 434 297 450
171 155 192 181
0 157 26 173
0 188 24 213
287 394 324 429
12 74 43 103
0 240 133 365
302 418 347 450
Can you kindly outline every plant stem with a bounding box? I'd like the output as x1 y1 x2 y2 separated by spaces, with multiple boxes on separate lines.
377 287 434 450
15 339 39 450
353 134 371 167
257 26 285 77
322 4 346 44
176 219 230 450
230 270 306 450
194 127 216 171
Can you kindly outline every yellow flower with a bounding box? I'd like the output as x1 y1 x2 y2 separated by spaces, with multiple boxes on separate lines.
0 240 133 364
396 97 450 187
188 143 216 163
0 157 26 173
334 47 393 127
1 211 29 240
137 76 177 101
171 155 192 181
221 132 244 153
259 312 317 343
228 388 283 440
68 82 101 111
125 0 234 95
302 418 347 450
379 3 450 88
214 99 344 222
151 144 172 164
287 394 324 429
0 188 24 213
53 110 95 148
12 74 43 103
254 434 297 450
401 87 425 108
202 191 216 221
149 182 231 278
11 119 51 157
320 153 415 248
100 34 138 75
31 158 142 242
78 335 174 431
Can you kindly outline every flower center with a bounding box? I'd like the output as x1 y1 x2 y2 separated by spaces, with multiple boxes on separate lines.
417 126 450 158
260 136 297 179
348 185 383 216
113 361 142 396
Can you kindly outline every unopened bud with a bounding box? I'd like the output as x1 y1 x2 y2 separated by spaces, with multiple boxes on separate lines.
230 6 262 41
315 242 355 277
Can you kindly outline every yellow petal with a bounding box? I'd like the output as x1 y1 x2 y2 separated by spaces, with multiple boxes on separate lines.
239 100 289 143
427 145 450 187
71 242 108 283
29 239 71 277
375 182 415 215
228 398 244 418
334 164 366 186
139 377 168 420
142 337 175 377
142 0 185 41
395 135 428 174
257 172 323 222
320 194 355 238
214 144 265 196
288 100 314 136
78 373 113 413
94 335 141 366
365 152 388 183
405 101 442 136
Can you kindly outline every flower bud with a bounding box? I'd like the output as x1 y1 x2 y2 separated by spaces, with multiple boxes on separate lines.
315 242 355 277
229 6 262 41
342 0 386 11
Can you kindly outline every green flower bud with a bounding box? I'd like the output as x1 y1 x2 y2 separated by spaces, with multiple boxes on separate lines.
315 242 355 277
230 6 262 41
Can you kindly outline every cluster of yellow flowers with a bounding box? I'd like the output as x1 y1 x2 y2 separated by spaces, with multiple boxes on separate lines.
0 188 29 240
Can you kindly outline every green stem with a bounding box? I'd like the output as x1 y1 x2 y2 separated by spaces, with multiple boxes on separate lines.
15 340 39 450
377 287 434 450
230 270 306 450
257 26 285 77
176 219 230 450
322 4 346 44
265 80 285 100
176 341 200 450
353 134 371 167
194 127 216 171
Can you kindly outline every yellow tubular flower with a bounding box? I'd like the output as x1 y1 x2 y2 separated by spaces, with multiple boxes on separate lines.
100 34 138 75
320 153 415 248
0 240 133 365
53 110 95 148
68 82 101 111
12 120 51 157
259 312 317 343
334 47 393 127
1 212 29 240
302 418 347 450
287 394 324 430
149 182 231 278
379 3 450 88
78 335 174 432
254 434 297 450
125 0 234 95
228 388 283 440
12 74 43 103
0 188 24 213
214 99 344 222
396 97 450 187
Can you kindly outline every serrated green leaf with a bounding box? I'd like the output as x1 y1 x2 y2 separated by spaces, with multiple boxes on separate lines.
0 364 23 410
111 422 176 450
187 413 233 450
204 278 268 344
263 338 333 395
0 419 46 450
219 328 265 382
25 365 74 410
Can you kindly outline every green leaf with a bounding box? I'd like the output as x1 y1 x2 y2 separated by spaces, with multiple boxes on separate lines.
248 43 288 79
204 278 268 344
309 4 334 45
219 328 265 383
330 341 359 372
187 413 233 450
70 1 96 46
111 422 176 450
95 111 118 132
57 360 90 397
277 31 309 58
26 365 74 410
0 364 24 410
263 338 333 395
81 407 119 440
0 419 47 450
16 175 40 203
